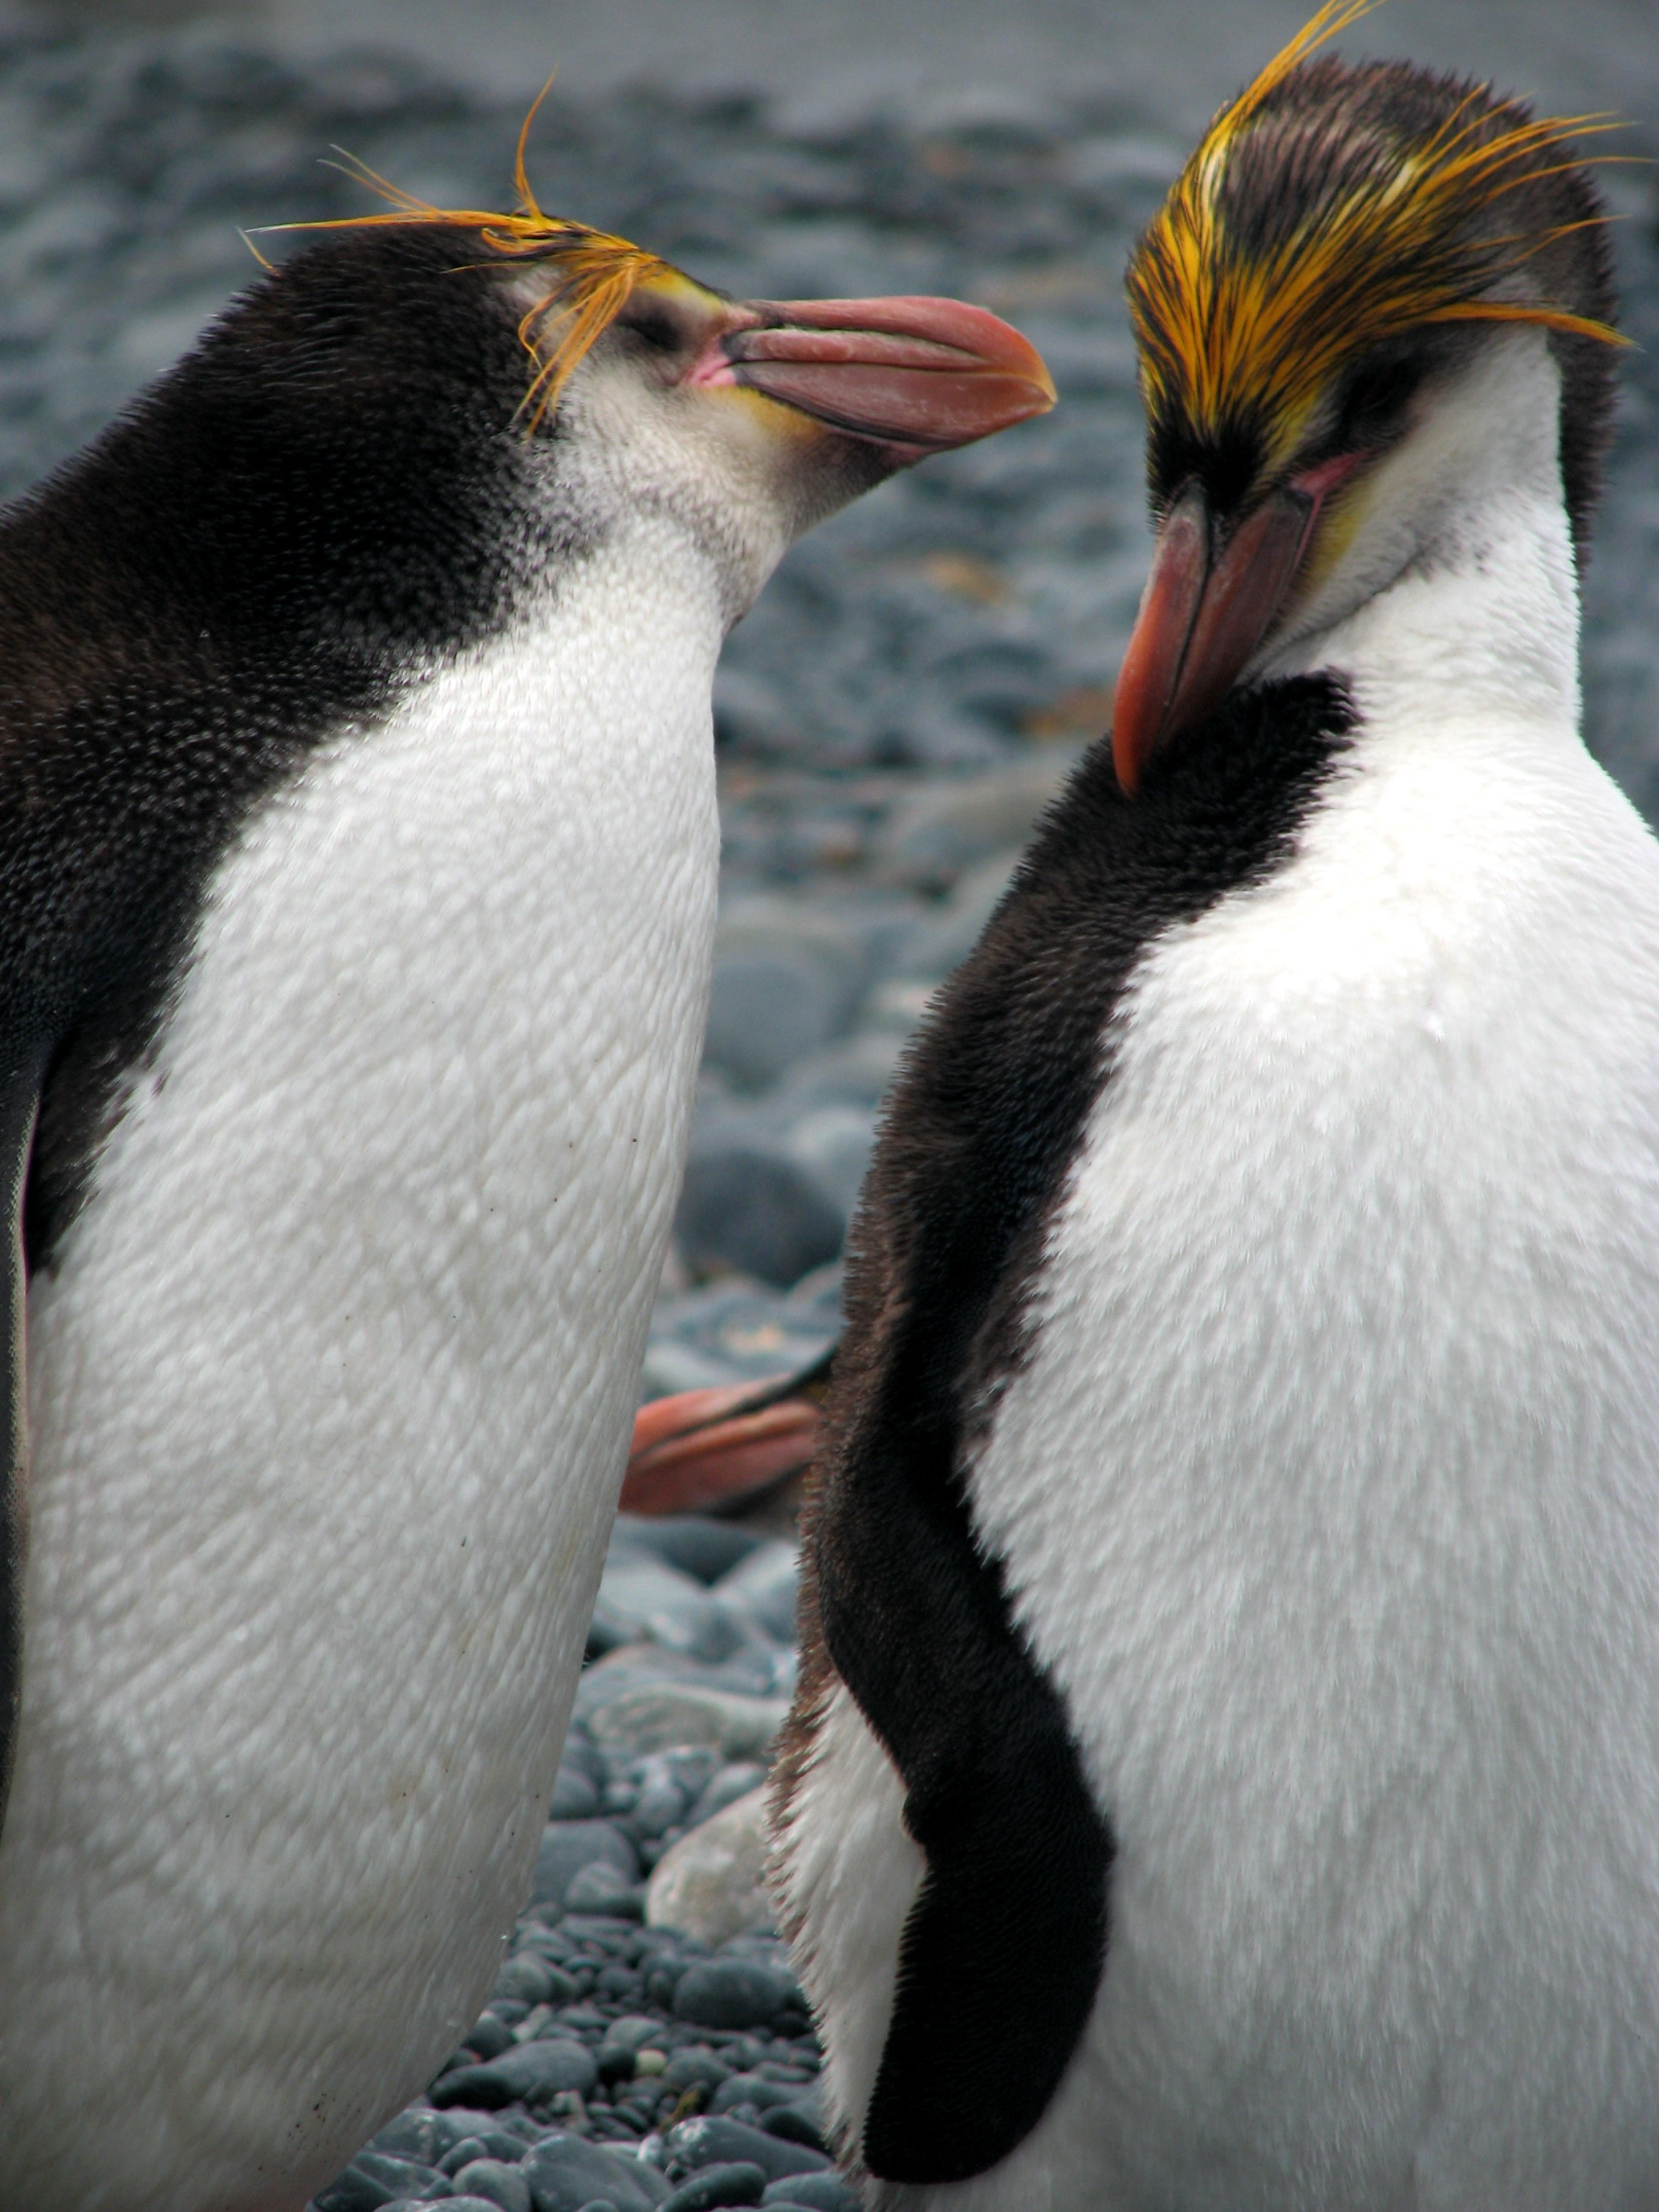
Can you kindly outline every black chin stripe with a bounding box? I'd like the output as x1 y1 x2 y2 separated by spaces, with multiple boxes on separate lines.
813 673 1354 2188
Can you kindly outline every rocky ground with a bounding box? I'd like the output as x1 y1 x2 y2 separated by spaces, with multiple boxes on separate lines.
0 18 1655 2210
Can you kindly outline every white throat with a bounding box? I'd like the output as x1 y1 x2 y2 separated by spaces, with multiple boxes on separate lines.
1271 332 1581 738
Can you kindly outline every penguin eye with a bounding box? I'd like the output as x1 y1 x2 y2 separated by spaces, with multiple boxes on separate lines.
618 304 683 356
1332 350 1425 450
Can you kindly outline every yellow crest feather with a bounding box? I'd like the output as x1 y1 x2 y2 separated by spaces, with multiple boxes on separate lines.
260 82 674 429
1126 0 1626 470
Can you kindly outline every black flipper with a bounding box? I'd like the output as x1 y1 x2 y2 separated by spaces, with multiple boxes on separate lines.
0 1066 40 1844
810 679 1353 2185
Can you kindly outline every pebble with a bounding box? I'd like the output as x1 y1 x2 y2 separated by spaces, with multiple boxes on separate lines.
665 2117 830 2183
658 2165 768 2211
519 2135 670 2211
685 1762 769 1827
757 2181 858 2211
614 1518 762 1586
533 1824 643 1913
709 1545 799 1648
671 1961 794 2035
313 2151 453 2209
674 1145 845 1289
452 2164 534 2212
589 1687 791 1764
646 1789 774 1951
591 1559 749 1668
432 2041 601 2114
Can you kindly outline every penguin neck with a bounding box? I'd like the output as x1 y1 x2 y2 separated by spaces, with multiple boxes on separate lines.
1271 342 1583 745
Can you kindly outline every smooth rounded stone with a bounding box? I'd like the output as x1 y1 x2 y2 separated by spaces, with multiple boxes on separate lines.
872 746 1080 887
675 1146 845 1289
313 2151 454 2209
774 1031 903 1113
494 1954 572 2009
666 2117 830 2183
599 2014 670 2082
779 1104 876 1222
757 2108 827 2156
686 1761 769 1828
451 2163 534 2212
431 2039 599 2113
712 1543 799 1647
372 2111 476 2166
631 1775 690 1838
572 1648 719 1728
759 2178 859 2211
565 1861 645 1919
592 1686 790 1764
550 1767 602 1821
648 1789 774 1951
659 2164 767 2211
593 1559 747 1667
461 2013 516 2062
705 900 869 1090
709 2078 813 2120
440 2133 531 2174
660 2046 733 2095
704 949 843 1091
532 1822 642 1911
671 1953 793 2034
521 2132 670 2211
611 1516 762 1586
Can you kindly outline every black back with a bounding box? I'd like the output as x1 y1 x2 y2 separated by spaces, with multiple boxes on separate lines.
0 223 566 1835
796 675 1353 2185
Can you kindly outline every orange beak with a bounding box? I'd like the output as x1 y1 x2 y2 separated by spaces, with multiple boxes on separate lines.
721 295 1055 458
1111 472 1333 793
621 1367 828 1517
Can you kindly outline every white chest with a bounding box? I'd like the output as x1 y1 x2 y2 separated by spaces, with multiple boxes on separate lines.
0 525 722 2212
968 723 1659 2206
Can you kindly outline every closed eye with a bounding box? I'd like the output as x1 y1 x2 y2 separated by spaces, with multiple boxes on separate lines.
1332 350 1426 451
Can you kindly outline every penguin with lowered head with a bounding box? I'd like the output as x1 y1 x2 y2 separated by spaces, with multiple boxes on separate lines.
772 5 1659 2205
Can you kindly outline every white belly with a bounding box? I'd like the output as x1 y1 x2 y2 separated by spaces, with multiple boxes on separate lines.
0 528 721 2212
787 724 1659 2212
967 730 1659 2211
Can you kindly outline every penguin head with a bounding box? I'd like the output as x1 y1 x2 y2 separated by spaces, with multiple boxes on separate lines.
1111 0 1624 791
506 249 1056 621
222 167 1051 635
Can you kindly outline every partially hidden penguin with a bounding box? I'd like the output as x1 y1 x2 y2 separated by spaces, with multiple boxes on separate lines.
771 5 1659 2206
0 129 1053 2211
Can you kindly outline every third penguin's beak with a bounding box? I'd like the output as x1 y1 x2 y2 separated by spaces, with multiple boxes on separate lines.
709 295 1055 459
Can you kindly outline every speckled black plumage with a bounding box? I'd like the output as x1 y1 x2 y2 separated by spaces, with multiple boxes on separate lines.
793 673 1354 2186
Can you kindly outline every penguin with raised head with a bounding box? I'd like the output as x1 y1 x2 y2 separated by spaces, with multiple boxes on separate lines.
0 149 1053 2210
772 6 1659 2205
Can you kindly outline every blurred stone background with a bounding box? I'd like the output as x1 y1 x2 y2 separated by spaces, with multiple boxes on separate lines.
2 0 1655 1383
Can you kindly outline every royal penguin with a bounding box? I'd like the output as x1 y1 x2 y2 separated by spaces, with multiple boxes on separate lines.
771 6 1659 2206
0 145 1053 2211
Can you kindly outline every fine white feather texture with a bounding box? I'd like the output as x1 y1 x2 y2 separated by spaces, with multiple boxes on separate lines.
789 334 1659 2209
0 516 721 2212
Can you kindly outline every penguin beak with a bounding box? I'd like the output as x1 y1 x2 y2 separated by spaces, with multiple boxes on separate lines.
1111 457 1357 793
713 296 1055 458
